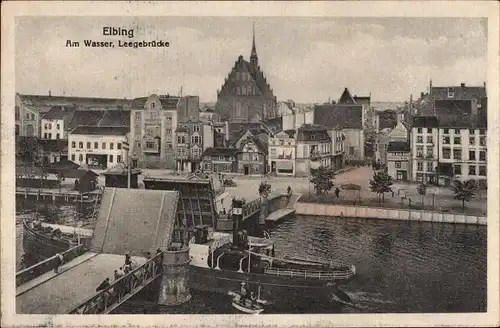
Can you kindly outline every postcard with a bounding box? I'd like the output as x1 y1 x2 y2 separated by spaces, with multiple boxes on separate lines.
1 1 499 327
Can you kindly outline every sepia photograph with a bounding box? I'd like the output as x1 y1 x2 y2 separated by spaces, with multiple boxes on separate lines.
1 1 499 327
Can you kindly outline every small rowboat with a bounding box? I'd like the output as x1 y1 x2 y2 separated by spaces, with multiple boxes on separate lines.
228 291 265 314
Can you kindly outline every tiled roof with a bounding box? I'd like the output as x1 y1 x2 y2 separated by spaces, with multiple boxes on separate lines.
67 110 105 130
159 96 180 109
202 147 238 157
313 104 363 129
102 163 142 175
282 129 296 138
131 97 148 109
98 110 130 127
338 88 357 105
387 141 410 152
431 85 486 101
434 100 473 116
237 136 268 154
42 106 77 120
437 114 487 129
18 94 132 109
353 95 370 107
69 126 129 136
412 116 439 127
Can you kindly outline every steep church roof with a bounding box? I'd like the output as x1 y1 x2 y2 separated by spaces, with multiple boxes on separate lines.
338 88 357 105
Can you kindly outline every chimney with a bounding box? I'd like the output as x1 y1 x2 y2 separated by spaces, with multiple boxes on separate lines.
429 79 432 94
461 82 466 88
49 90 51 97
484 81 486 89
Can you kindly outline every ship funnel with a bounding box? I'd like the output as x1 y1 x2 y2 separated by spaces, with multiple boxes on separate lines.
231 198 245 246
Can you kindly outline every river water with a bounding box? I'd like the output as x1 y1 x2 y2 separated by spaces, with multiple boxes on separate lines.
16 201 487 314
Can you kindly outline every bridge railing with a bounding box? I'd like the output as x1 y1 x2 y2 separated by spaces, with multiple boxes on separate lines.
16 243 87 286
264 265 356 281
68 252 164 314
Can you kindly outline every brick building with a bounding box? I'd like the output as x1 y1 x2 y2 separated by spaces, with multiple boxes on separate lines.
216 26 277 122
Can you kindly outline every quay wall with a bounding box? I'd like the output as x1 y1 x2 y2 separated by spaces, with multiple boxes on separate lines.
295 202 487 226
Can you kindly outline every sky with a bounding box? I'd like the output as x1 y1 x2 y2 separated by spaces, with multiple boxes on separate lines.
16 17 487 103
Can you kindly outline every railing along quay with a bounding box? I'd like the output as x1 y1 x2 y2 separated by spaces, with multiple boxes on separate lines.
264 266 356 280
16 244 87 286
68 252 163 314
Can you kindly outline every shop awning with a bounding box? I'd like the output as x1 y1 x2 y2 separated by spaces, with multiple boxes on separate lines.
276 161 293 171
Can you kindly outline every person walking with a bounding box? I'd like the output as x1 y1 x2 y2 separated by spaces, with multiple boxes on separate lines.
54 253 64 274
335 188 340 198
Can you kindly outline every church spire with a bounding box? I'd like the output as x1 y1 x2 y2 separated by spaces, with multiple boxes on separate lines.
250 22 258 68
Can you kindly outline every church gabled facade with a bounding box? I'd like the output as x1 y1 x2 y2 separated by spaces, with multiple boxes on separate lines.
215 26 277 123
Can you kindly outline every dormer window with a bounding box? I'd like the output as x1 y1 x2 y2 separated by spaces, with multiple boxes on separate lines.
447 87 454 98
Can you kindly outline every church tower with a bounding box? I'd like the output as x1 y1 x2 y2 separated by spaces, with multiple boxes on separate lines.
250 23 258 69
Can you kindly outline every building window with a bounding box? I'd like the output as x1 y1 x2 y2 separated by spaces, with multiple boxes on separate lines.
453 137 461 145
109 155 113 163
479 137 486 146
72 141 76 148
479 151 486 161
192 135 201 144
454 164 462 175
102 142 106 149
453 149 462 160
48 123 52 129
427 162 433 172
479 129 485 135
135 141 141 148
454 129 460 134
417 128 422 133
117 155 122 163
110 143 114 150
166 129 172 135
416 173 424 182
426 136 433 144
469 151 476 161
48 133 52 139
426 147 433 158
166 143 172 149
447 87 454 98
417 162 423 171
395 161 401 168
252 154 260 161
427 128 432 133
117 143 122 149
442 148 451 159
71 154 75 161
57 124 60 130
146 141 155 149
43 133 47 139
135 112 141 120
417 136 423 143
94 142 98 149
86 142 91 149
79 142 83 148
469 129 475 134
443 136 450 144
349 146 354 155
479 166 486 176
56 133 60 139
193 125 200 132
416 146 423 157
469 137 475 145
468 165 476 176
443 129 449 134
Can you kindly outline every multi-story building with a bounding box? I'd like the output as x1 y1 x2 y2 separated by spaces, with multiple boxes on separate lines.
68 126 129 170
201 147 238 174
235 135 268 175
410 116 439 184
314 88 366 163
329 128 345 171
215 27 277 122
40 106 77 140
175 119 216 172
15 93 44 137
268 130 296 176
295 124 332 177
129 94 180 169
386 119 411 181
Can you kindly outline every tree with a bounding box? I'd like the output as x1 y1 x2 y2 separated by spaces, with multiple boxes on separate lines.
417 184 427 209
452 179 477 212
310 166 336 195
369 171 394 203
258 181 271 199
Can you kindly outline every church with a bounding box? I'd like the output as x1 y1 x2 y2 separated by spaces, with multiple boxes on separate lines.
215 26 277 123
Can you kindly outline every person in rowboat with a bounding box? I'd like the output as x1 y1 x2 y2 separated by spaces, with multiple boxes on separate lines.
240 282 248 302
